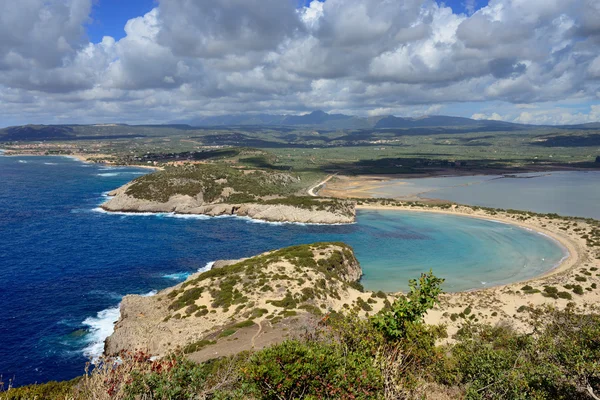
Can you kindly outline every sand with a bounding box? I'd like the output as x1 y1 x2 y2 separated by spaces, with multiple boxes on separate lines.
354 203 600 337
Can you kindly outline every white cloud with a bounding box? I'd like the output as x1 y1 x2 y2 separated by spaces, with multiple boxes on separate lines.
1 0 600 125
472 112 504 121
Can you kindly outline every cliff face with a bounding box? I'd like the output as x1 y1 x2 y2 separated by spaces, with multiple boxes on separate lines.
102 183 356 224
105 243 386 358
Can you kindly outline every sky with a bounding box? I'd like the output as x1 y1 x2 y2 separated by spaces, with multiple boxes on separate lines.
0 0 599 127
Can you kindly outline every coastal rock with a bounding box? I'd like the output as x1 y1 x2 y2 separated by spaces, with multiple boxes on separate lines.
105 243 384 358
102 183 356 224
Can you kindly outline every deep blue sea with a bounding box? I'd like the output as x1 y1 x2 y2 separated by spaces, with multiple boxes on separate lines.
0 155 564 386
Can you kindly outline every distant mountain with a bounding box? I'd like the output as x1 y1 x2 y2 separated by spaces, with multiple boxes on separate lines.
179 111 530 130
0 125 75 141
374 115 524 129
2 112 598 143
555 122 600 130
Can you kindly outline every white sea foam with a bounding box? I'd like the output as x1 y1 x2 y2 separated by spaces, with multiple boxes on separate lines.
44 162 58 165
164 213 211 220
162 272 191 281
18 160 28 163
82 290 156 361
93 208 353 226
97 171 146 177
163 262 214 281
82 306 121 360
199 261 215 273
92 207 160 217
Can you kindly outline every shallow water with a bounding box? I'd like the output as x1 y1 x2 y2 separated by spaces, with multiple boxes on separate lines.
0 156 564 385
370 171 600 219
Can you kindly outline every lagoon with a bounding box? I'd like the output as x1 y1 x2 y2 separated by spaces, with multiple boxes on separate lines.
370 171 600 220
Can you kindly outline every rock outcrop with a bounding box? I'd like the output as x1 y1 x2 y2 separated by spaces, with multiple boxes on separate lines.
105 243 388 358
102 183 356 224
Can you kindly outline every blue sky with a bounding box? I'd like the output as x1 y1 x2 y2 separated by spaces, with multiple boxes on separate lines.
88 0 157 42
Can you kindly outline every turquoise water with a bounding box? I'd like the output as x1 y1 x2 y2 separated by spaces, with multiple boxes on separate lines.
0 155 565 385
370 171 600 220
355 210 565 292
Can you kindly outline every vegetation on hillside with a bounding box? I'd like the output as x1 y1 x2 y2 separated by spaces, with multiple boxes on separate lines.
125 164 306 203
122 164 354 216
4 270 600 400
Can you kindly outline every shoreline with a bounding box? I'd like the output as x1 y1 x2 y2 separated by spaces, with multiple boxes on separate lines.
354 203 599 337
319 170 600 201
356 204 577 283
94 206 356 227
2 152 163 170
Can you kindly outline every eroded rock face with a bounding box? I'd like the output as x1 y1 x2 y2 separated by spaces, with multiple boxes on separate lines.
104 243 384 358
102 183 356 224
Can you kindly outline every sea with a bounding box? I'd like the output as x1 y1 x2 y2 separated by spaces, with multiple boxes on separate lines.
0 155 565 386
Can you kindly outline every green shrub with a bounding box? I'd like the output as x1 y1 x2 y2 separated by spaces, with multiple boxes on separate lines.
244 340 383 399
182 339 216 354
557 291 573 300
373 270 444 340
356 297 373 312
0 380 78 400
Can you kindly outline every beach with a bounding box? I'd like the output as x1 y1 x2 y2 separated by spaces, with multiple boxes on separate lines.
356 202 599 337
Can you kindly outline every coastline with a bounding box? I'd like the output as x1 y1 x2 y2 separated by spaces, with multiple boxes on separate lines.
356 204 578 280
2 151 163 170
94 206 356 227
354 203 599 337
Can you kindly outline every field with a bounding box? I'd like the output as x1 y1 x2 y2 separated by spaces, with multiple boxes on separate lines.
1 124 599 176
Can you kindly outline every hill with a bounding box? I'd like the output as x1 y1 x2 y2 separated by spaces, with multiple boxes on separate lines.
101 164 355 224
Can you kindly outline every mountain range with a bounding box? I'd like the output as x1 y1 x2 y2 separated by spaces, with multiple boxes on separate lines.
180 110 597 130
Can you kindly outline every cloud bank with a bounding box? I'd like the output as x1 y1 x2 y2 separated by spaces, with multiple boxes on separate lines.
1 0 599 126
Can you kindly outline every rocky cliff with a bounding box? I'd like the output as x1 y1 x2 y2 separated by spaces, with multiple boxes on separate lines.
105 243 389 358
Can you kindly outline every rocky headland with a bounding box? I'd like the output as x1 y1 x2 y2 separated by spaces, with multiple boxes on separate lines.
101 164 356 224
105 243 390 360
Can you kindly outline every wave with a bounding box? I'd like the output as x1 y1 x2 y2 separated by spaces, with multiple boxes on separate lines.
162 261 215 281
92 207 161 217
62 156 84 161
18 160 28 164
199 261 215 273
82 306 120 360
44 162 58 165
97 172 146 177
163 213 211 220
162 272 191 281
93 208 353 226
81 290 156 361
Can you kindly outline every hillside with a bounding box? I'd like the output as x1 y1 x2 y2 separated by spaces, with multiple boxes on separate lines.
101 164 356 224
106 242 387 359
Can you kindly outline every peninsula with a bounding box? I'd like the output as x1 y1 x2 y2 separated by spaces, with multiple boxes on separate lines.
101 164 355 224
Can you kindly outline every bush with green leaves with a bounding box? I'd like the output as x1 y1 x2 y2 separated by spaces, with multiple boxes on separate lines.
372 270 444 340
439 309 600 399
244 339 383 399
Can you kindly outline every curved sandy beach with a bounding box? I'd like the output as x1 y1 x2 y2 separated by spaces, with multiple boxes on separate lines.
356 204 579 281
353 202 599 336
